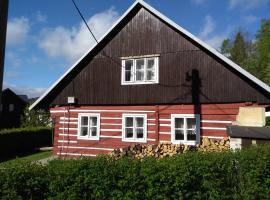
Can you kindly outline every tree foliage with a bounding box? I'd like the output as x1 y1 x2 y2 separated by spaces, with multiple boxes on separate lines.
21 106 51 128
220 19 270 85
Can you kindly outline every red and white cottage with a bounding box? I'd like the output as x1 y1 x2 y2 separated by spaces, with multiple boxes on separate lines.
30 0 270 157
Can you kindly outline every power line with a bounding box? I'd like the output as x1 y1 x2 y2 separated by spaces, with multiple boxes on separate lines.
71 0 99 44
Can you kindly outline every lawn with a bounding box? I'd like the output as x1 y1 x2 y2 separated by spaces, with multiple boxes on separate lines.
0 151 52 167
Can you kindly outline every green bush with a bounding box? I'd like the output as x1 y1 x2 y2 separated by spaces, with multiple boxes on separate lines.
1 146 270 199
0 127 52 159
266 117 270 126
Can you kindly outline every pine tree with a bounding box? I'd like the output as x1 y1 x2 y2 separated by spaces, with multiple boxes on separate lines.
220 39 231 57
255 20 270 84
230 32 248 66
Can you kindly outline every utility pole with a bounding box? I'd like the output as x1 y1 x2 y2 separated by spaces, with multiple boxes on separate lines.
0 0 9 116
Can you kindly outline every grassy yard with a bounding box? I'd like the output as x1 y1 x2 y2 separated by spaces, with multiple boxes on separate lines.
0 151 52 167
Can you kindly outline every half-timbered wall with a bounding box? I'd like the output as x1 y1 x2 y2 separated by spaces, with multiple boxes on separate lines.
51 103 251 157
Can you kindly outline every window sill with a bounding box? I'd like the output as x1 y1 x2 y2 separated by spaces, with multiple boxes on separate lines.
77 136 100 141
121 81 159 85
171 140 197 145
122 138 147 143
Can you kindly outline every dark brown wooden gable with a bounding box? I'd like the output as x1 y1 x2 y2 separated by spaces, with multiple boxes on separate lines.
37 5 270 108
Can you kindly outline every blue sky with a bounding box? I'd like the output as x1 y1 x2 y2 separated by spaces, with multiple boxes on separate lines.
3 0 270 97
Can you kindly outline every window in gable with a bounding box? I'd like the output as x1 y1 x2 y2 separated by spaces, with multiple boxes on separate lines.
121 56 159 84
78 113 100 140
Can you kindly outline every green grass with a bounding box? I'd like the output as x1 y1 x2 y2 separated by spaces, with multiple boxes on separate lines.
0 151 52 167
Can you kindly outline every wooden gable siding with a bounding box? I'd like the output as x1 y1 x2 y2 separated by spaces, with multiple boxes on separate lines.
51 103 247 157
46 7 270 108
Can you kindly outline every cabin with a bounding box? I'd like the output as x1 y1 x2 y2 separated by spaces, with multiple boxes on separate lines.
0 88 28 129
30 0 270 157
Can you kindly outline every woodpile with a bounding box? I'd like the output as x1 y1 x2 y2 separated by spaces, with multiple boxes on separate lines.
198 137 230 152
110 138 230 159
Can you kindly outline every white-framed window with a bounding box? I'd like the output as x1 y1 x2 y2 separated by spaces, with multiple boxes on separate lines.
9 104 14 112
121 56 159 85
77 113 100 140
171 114 200 145
122 114 147 142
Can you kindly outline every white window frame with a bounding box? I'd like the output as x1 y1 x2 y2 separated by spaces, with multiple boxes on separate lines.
122 114 147 143
77 113 100 140
171 114 200 145
121 56 159 85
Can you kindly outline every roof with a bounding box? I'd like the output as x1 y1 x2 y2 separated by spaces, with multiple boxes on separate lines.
2 88 28 103
30 0 270 110
228 125 270 140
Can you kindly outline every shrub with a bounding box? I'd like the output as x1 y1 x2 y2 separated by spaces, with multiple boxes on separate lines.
1 145 270 199
266 117 270 126
0 127 52 159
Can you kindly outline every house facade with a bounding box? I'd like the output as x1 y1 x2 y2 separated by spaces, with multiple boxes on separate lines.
30 0 270 157
0 88 28 129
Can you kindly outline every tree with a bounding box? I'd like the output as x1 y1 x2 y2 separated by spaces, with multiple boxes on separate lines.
219 20 270 85
255 20 270 84
220 39 231 57
230 32 248 66
21 106 51 127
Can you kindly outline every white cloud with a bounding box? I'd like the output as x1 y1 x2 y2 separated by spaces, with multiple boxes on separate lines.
198 15 233 49
36 11 47 23
229 0 269 10
191 0 208 5
242 15 258 23
6 52 22 67
199 15 215 39
204 26 233 49
38 7 119 63
3 82 46 98
4 71 20 78
7 16 30 46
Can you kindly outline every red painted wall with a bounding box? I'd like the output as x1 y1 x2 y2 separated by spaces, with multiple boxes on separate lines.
50 103 258 157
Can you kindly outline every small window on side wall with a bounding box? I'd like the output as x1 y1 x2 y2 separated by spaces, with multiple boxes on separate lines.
121 56 159 85
9 104 14 112
122 114 147 142
171 114 200 145
78 113 100 140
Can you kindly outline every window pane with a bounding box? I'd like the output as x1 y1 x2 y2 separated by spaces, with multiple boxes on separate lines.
125 70 132 82
80 127 88 136
136 70 144 81
125 60 133 82
136 59 144 70
175 130 184 140
147 59 155 69
126 117 133 127
187 118 196 129
187 130 196 141
90 117 97 126
146 70 155 81
175 118 184 129
136 128 144 139
90 127 97 137
125 128 133 138
125 60 133 71
81 117 88 126
135 117 144 127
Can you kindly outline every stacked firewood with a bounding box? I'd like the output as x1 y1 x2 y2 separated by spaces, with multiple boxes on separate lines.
198 137 230 152
110 137 230 159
